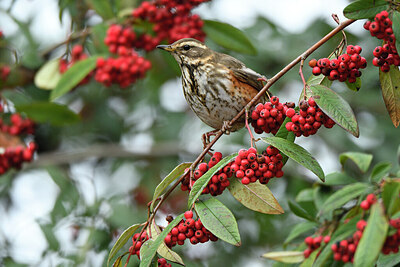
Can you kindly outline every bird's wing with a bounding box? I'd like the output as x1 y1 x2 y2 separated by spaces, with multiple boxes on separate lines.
216 53 264 91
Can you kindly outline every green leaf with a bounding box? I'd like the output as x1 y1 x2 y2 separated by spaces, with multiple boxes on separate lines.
15 102 80 126
283 221 318 245
319 183 370 215
377 252 400 267
262 251 304 263
228 179 284 214
345 77 361 92
112 252 129 267
288 200 314 221
392 11 400 57
140 239 154 260
382 179 400 216
187 153 237 209
195 197 241 246
371 161 392 183
307 72 332 87
140 214 184 267
275 116 296 165
91 23 110 54
354 204 389 267
379 65 400 127
261 137 325 182
300 249 320 267
86 0 115 19
309 84 359 137
1 90 32 106
339 152 373 173
343 0 388 19
322 172 358 186
34 59 62 90
39 223 60 251
203 20 257 55
150 162 192 212
296 188 314 203
313 186 330 211
50 56 98 101
314 215 362 267
149 223 184 266
47 167 79 222
118 8 134 18
107 224 141 267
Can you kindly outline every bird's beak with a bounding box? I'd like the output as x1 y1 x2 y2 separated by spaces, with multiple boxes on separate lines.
157 44 174 52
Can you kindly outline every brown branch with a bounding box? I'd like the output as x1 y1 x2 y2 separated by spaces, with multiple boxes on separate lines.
40 28 92 58
25 142 193 168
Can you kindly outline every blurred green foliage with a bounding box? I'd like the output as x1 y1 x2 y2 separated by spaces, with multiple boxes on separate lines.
0 0 399 266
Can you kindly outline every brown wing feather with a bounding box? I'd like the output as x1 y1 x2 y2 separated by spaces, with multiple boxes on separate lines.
215 52 264 91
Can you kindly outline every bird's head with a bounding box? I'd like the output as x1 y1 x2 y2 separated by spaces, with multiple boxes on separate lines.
157 38 211 66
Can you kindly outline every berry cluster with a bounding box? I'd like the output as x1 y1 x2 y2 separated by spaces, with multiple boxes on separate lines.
0 65 10 81
364 11 400 72
285 97 335 137
164 211 218 247
59 45 91 85
94 51 151 88
180 152 233 196
129 231 150 258
251 96 294 135
104 25 137 55
303 235 331 258
231 147 284 185
0 105 37 175
132 0 208 51
0 113 35 136
331 194 400 262
157 258 171 267
360 193 376 210
309 45 367 83
383 218 400 254
0 142 36 174
331 219 366 263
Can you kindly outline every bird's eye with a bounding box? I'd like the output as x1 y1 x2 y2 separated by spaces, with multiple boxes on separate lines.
183 45 190 51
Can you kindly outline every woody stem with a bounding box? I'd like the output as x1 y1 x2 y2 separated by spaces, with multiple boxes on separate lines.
299 57 308 100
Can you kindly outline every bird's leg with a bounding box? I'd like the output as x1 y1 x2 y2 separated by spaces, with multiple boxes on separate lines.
202 130 219 151
257 76 269 86
245 107 258 148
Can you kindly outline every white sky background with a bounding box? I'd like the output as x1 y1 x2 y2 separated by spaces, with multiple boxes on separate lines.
0 0 362 266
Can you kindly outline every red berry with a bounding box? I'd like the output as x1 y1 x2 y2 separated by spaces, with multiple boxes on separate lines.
312 66 321 75
184 211 193 219
366 194 376 204
356 220 367 231
309 59 317 68
360 200 370 210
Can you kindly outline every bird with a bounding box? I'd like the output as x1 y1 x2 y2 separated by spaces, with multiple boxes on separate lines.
157 38 267 139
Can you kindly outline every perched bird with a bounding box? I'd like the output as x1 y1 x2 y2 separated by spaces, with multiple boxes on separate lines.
157 38 267 135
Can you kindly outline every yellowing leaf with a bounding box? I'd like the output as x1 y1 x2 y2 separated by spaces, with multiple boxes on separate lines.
149 222 184 266
228 179 283 214
34 59 62 90
379 65 400 127
262 251 304 263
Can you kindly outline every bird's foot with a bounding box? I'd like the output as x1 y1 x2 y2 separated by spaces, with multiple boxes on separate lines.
257 76 269 85
202 130 219 150
221 121 232 135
